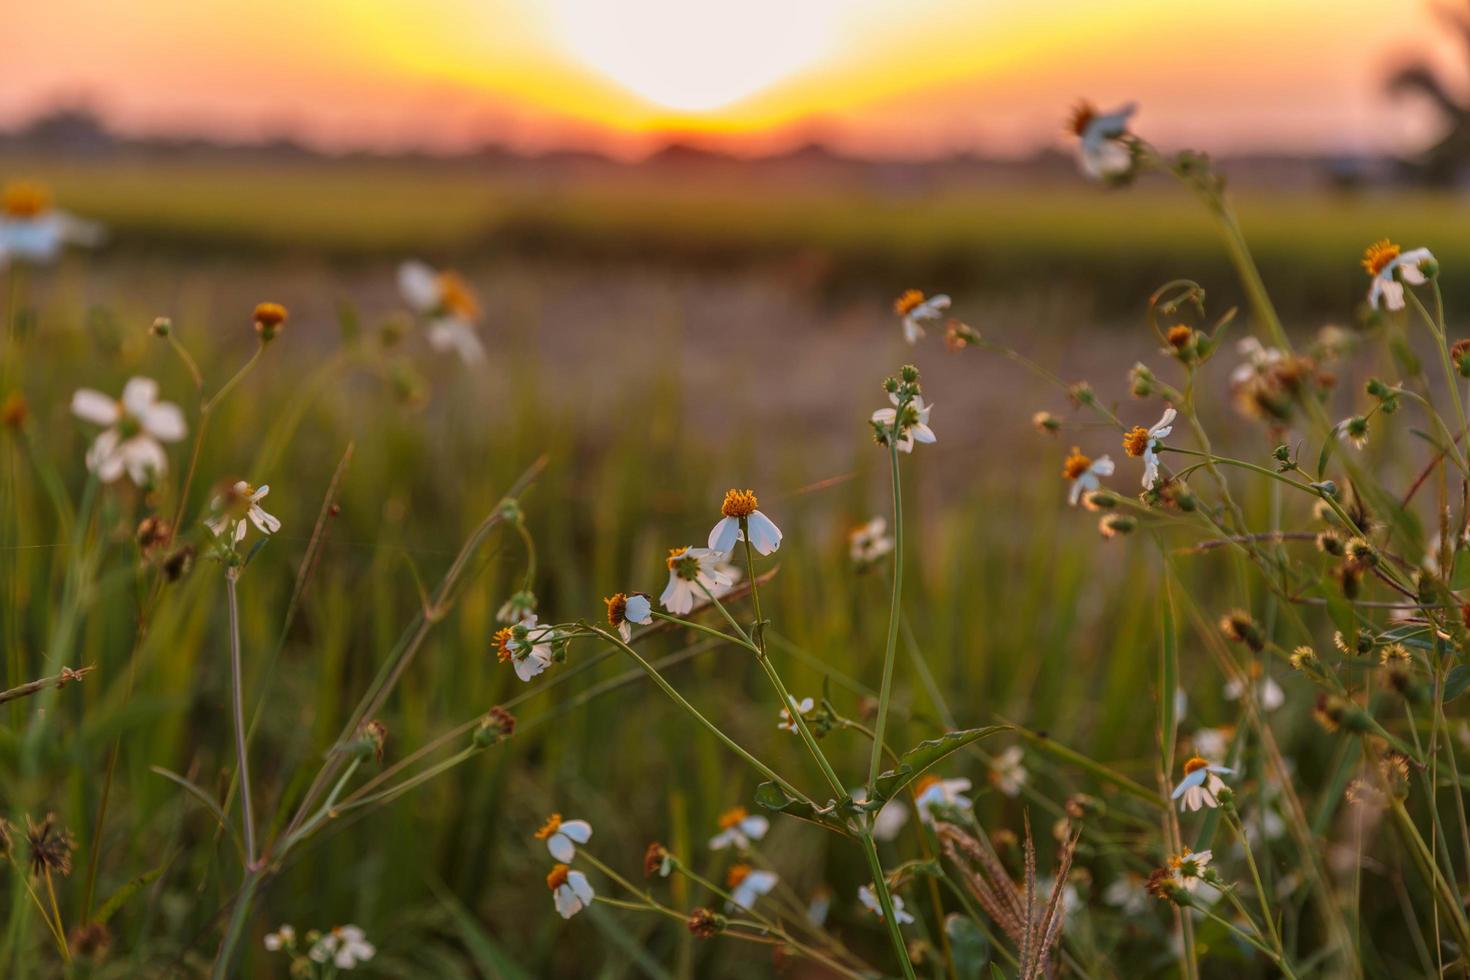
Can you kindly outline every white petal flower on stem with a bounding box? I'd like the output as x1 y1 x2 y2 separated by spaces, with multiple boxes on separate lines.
988 746 1029 797
71 377 186 485
0 181 104 264
1068 102 1137 181
777 695 815 733
535 813 593 862
1171 757 1234 812
726 865 778 911
1363 240 1436 312
708 806 769 850
1123 407 1175 489
913 775 973 824
397 259 487 364
206 481 281 544
495 615 557 682
1168 848 1213 891
849 517 895 567
707 488 782 556
893 289 951 345
660 546 734 615
605 591 653 641
308 925 375 969
548 864 595 919
871 393 937 453
263 924 295 952
1062 448 1114 506
858 885 916 924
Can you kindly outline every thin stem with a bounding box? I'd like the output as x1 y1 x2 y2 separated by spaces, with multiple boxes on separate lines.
225 571 257 866
869 436 905 792
859 831 918 980
1226 809 1286 960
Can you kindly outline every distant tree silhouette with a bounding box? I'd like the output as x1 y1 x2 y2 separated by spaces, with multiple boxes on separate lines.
1389 2 1470 185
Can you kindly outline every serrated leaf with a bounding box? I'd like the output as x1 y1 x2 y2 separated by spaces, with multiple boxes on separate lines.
872 725 1009 803
946 914 991 979
752 782 853 836
1445 665 1470 703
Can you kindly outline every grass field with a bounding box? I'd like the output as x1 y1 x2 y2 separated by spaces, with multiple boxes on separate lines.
3 149 1470 978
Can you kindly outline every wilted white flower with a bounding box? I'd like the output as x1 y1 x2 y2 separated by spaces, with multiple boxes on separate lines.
661 546 733 615
71 377 186 485
0 180 104 266
871 393 936 453
849 517 895 567
913 775 973 824
726 865 778 911
398 259 487 364
206 481 281 545
535 813 593 862
1123 408 1175 489
548 864 595 919
1068 102 1136 180
893 290 951 345
1362 240 1435 312
708 488 782 556
1171 757 1234 812
1168 848 1213 892
605 591 653 641
858 884 916 924
1062 448 1114 506
709 806 769 850
308 925 375 969
988 746 1028 797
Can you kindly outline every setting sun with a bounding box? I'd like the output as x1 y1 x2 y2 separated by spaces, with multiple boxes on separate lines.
545 0 845 113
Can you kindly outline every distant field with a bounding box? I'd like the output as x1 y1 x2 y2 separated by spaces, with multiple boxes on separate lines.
7 153 1470 314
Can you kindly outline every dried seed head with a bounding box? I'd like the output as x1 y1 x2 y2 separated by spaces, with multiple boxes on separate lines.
473 705 516 747
687 907 724 937
1219 610 1264 652
1032 411 1060 434
1315 529 1344 556
1289 646 1320 672
26 813 75 878
644 841 671 878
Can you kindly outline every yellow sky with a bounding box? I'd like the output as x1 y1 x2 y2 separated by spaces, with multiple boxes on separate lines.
0 0 1457 156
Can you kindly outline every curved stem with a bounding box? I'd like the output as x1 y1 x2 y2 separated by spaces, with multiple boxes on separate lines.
225 571 257 866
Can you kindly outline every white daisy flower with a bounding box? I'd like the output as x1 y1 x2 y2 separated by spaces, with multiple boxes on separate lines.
1362 240 1436 312
871 393 937 453
1068 102 1137 180
263 924 295 951
1168 848 1213 892
0 181 104 266
726 865 778 911
71 377 186 485
605 591 653 641
535 813 593 862
1171 757 1234 812
777 695 815 733
660 546 734 615
851 787 911 842
397 259 487 364
913 775 973 824
548 864 595 919
495 615 557 682
849 517 895 567
308 925 375 969
858 884 916 924
1223 671 1285 712
1124 407 1175 489
205 481 281 545
708 488 782 556
988 746 1028 797
709 806 769 850
893 290 951 345
1062 448 1114 506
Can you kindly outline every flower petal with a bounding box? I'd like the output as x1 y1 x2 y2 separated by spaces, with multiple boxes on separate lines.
71 389 119 426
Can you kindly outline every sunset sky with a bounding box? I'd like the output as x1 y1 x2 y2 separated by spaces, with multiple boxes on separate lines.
2 0 1461 158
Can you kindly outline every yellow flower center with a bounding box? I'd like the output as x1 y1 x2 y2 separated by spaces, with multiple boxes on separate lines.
535 813 563 839
546 864 570 890
1067 101 1097 137
720 489 759 519
893 289 926 316
1182 756 1209 776
493 627 514 663
605 593 628 626
253 302 288 329
2 180 50 219
1167 847 1195 870
437 271 480 320
1062 448 1092 481
1166 325 1193 349
717 806 748 830
1122 427 1150 457
1361 239 1400 277
726 864 752 888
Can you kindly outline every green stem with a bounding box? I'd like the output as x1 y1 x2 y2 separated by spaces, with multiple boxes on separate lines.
859 831 917 980
869 437 905 792
1226 810 1286 960
225 571 258 867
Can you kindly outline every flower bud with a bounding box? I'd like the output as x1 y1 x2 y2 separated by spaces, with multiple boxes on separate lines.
252 302 288 342
150 316 172 337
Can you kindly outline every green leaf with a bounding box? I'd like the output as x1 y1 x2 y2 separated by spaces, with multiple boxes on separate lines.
1315 435 1335 481
946 914 991 979
1445 665 1470 703
150 765 245 860
752 782 853 836
990 963 1009 980
871 725 1009 803
94 866 166 926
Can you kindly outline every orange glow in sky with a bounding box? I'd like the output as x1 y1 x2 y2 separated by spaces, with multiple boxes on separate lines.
0 0 1457 157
